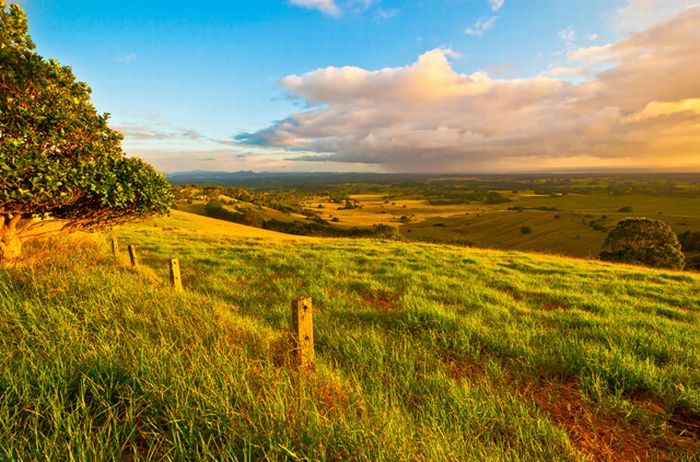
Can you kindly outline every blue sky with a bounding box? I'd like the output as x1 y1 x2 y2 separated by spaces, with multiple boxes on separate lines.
13 0 700 172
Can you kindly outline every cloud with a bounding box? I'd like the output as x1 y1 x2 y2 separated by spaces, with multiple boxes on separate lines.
349 0 378 13
114 124 172 141
622 98 700 123
488 0 505 12
374 7 397 22
181 129 202 139
127 148 380 173
115 123 201 142
542 66 588 77
612 0 699 32
237 7 700 172
115 53 137 64
465 16 498 36
558 28 576 48
288 0 383 17
567 44 615 62
289 0 340 16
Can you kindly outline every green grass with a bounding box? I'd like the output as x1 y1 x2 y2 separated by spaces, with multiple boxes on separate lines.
0 212 699 460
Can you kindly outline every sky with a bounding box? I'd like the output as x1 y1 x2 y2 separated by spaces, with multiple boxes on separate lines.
12 0 700 173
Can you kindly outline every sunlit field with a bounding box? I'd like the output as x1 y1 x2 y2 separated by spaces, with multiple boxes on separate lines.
1 211 698 460
4 0 700 460
177 183 700 260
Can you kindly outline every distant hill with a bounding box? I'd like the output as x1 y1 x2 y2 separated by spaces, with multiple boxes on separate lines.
165 171 700 189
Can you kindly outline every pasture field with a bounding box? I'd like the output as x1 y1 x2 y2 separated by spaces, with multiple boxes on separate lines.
173 174 700 261
307 191 700 258
0 210 698 460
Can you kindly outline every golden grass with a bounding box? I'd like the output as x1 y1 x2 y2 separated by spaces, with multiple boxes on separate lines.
149 210 320 242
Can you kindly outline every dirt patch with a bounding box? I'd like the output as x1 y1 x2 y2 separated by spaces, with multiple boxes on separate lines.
520 380 700 462
440 351 486 382
445 358 485 382
359 290 399 312
669 408 700 439
524 381 648 461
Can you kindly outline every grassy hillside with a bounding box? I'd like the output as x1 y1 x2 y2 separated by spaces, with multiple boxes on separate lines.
1 211 698 460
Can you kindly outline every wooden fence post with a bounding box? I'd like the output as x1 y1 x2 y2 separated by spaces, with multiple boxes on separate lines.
128 245 138 268
111 237 119 257
291 296 315 368
169 258 183 293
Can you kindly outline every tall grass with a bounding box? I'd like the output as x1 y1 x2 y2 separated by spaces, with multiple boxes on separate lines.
0 214 698 460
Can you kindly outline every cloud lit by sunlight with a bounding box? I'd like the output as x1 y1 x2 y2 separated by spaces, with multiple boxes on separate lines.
237 7 700 172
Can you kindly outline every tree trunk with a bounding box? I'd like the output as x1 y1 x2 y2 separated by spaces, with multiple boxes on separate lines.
0 232 22 262
0 216 23 263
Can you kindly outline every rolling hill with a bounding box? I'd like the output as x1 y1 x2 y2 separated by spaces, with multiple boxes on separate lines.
0 210 698 460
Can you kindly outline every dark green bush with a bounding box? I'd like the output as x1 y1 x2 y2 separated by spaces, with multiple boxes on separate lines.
600 218 685 269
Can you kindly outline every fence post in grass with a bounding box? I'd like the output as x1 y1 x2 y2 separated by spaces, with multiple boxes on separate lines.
291 296 315 368
111 237 119 257
169 258 183 293
128 245 138 268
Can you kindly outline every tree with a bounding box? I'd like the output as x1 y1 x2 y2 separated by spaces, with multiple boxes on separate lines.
0 2 173 262
677 231 700 253
600 218 685 269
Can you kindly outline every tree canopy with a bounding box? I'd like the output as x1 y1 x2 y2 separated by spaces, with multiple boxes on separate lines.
0 1 173 261
600 217 685 270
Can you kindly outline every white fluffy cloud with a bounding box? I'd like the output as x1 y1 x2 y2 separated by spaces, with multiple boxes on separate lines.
465 16 499 36
288 0 382 16
289 0 340 16
613 0 699 32
488 0 505 12
238 7 700 172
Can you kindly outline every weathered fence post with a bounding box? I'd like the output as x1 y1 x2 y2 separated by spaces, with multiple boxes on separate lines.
128 245 138 268
169 258 183 293
111 237 119 257
291 296 315 368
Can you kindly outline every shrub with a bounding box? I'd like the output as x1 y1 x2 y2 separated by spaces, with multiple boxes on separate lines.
600 217 685 269
677 231 700 252
618 206 634 213
686 255 700 271
520 226 532 235
240 208 264 227
204 201 240 222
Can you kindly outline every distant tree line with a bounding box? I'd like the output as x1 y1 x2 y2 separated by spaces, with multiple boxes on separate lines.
428 191 511 206
203 200 399 239
677 231 700 270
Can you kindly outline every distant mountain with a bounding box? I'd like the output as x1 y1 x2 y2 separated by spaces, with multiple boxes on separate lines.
164 171 410 189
